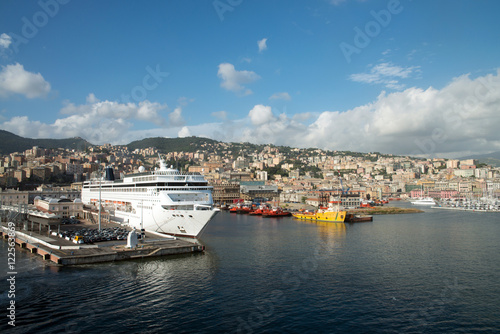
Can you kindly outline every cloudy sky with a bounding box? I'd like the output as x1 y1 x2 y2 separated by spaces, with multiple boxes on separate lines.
1 0 500 158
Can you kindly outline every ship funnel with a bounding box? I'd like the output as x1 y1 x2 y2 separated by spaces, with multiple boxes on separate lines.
104 166 115 181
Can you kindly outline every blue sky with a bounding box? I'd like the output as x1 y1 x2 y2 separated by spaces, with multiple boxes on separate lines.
1 0 500 158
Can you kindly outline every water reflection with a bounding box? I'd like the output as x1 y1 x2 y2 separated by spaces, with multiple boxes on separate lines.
296 219 347 244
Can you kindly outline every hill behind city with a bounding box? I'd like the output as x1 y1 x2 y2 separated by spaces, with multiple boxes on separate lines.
459 151 500 167
126 136 221 153
3 128 500 167
0 130 92 155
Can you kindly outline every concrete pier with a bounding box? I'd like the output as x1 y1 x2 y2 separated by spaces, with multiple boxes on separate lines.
0 222 204 266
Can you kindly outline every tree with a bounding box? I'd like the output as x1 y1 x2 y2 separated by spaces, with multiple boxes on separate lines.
263 164 289 178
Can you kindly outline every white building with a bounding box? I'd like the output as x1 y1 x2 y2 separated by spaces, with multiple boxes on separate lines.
34 197 83 218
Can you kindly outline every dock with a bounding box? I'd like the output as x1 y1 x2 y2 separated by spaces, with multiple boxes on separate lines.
1 221 204 266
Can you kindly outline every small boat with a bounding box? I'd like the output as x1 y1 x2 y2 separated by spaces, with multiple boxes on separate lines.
249 205 269 215
293 178 347 223
411 184 436 205
229 204 250 213
345 213 373 223
360 201 373 208
293 199 346 223
262 207 292 218
249 208 263 215
236 206 253 214
293 208 346 222
410 197 436 205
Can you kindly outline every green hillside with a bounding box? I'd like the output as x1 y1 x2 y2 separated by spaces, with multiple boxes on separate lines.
478 157 500 167
0 130 92 155
126 136 220 153
460 151 500 167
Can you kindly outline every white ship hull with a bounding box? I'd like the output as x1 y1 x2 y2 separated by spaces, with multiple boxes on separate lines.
113 205 219 238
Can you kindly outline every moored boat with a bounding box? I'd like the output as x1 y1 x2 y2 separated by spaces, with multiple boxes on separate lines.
410 197 436 205
249 204 269 215
345 213 373 223
262 207 292 218
293 209 346 222
293 198 346 223
229 204 253 214
237 206 253 214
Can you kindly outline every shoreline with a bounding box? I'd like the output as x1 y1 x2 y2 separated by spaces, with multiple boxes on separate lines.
280 202 423 215
347 207 424 215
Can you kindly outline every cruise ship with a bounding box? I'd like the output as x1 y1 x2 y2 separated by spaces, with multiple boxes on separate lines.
81 156 219 238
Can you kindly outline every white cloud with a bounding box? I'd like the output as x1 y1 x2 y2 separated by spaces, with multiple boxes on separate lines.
0 33 12 49
211 110 228 120
169 107 185 127
205 70 500 157
0 95 168 144
349 62 420 90
217 63 260 95
258 38 268 53
0 63 51 99
60 94 166 126
86 93 98 104
407 49 418 60
306 70 500 157
249 105 275 126
292 112 316 122
178 126 191 138
177 96 194 106
269 92 291 101
3 71 500 158
2 116 51 137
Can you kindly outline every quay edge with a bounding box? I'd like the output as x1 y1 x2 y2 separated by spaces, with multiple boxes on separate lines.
1 225 204 266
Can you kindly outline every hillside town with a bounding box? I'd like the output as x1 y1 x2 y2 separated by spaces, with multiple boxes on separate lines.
1 141 499 210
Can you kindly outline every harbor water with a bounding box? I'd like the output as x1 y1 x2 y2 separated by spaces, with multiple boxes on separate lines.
1 202 499 333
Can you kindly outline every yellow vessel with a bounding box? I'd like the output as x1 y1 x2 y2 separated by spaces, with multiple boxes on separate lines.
293 199 347 223
293 209 347 222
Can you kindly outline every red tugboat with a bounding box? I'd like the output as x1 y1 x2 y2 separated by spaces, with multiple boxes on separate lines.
229 203 254 214
237 206 253 214
262 207 292 218
249 204 269 215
